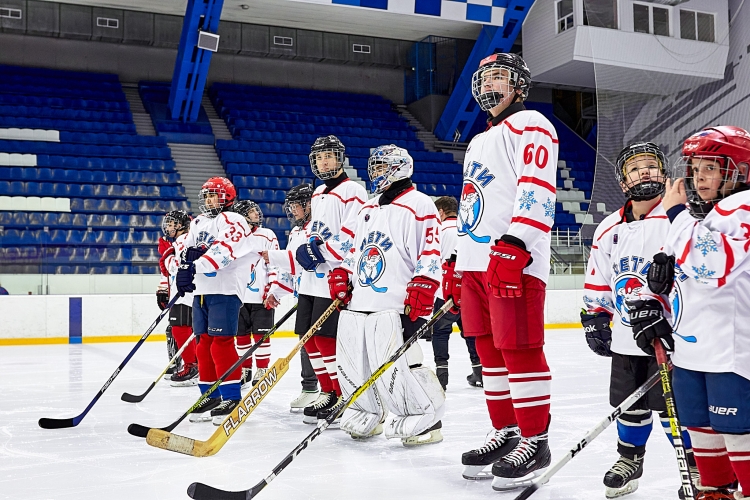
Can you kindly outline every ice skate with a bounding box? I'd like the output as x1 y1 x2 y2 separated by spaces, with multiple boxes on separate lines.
211 399 240 426
188 397 222 423
303 391 336 424
603 454 643 498
462 426 521 480
170 363 198 387
402 421 443 447
436 365 448 391
491 431 551 491
316 395 344 428
251 367 268 386
290 390 320 413
466 364 483 387
240 367 253 390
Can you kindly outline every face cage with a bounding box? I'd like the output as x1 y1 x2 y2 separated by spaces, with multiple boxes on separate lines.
673 155 747 219
309 148 345 180
161 215 186 238
616 151 667 202
283 200 310 227
199 189 229 217
367 158 403 194
471 64 519 112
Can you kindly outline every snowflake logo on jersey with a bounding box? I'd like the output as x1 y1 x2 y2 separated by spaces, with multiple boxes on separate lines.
357 246 388 293
428 259 439 274
518 190 537 211
247 267 259 293
340 240 353 254
694 233 718 257
613 276 645 326
458 181 491 244
691 264 715 281
543 198 555 219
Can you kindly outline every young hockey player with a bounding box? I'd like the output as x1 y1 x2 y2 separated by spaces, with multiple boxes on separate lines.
630 126 750 500
158 210 198 386
157 234 179 377
432 195 482 391
231 200 286 388
175 177 268 425
294 136 367 424
329 144 445 445
441 52 558 489
582 143 697 498
263 183 320 411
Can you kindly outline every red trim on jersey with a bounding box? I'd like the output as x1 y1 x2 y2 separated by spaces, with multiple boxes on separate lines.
393 187 415 203
518 176 556 193
312 190 366 205
714 204 750 216
591 245 599 250
510 216 551 233
325 241 343 261
584 283 611 291
718 233 734 288
219 241 236 259
391 202 440 221
275 282 294 294
677 222 700 266
418 249 440 259
203 255 219 270
652 293 672 314
255 233 276 243
645 215 668 220
340 226 355 238
596 220 622 243
287 251 296 276
503 121 559 143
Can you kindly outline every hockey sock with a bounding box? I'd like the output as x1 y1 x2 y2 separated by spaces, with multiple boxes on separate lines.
235 334 254 369
211 336 242 401
724 432 750 495
475 334 516 430
503 347 552 437
305 338 333 393
196 334 217 394
658 411 695 463
315 336 340 396
252 333 271 370
616 410 653 458
172 325 196 364
688 427 737 488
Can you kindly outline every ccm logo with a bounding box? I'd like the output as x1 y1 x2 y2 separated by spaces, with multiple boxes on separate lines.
709 406 738 416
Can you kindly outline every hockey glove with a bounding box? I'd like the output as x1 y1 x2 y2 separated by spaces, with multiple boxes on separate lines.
156 289 170 311
296 239 326 271
580 310 613 357
441 254 462 314
647 252 676 295
158 236 172 256
487 235 532 298
184 246 208 264
629 299 674 356
262 283 274 310
328 267 352 305
175 261 197 296
404 276 440 322
158 245 175 277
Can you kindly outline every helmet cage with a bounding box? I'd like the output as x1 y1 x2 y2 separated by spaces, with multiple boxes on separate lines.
233 200 263 227
672 155 747 219
309 136 345 180
161 210 190 238
615 143 667 201
367 145 413 195
283 198 310 228
199 186 231 218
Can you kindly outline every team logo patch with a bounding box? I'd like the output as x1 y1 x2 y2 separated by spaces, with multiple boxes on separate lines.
613 275 646 327
357 245 388 293
458 180 491 243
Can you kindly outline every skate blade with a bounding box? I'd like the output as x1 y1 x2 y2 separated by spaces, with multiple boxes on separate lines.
188 414 213 423
170 380 198 387
289 407 304 413
462 465 494 480
491 470 549 491
605 479 639 499
302 415 318 424
402 430 443 447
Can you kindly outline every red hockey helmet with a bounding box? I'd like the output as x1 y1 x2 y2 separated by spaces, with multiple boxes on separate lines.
199 177 236 217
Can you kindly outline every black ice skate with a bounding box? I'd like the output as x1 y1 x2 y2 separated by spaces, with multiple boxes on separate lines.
170 362 198 387
303 391 336 424
491 431 551 491
436 365 448 391
316 394 345 427
466 364 483 387
188 396 222 423
240 367 253 390
461 425 521 480
603 454 643 498
211 399 240 426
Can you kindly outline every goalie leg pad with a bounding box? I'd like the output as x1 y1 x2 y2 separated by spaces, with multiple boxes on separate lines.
336 310 386 437
364 310 445 439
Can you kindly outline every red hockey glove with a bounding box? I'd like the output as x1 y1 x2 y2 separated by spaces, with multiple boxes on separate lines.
404 276 440 322
328 268 352 305
158 236 172 256
487 236 532 298
441 254 462 314
158 245 175 277
262 283 273 310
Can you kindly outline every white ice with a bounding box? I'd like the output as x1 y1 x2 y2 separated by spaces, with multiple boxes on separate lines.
1 330 686 500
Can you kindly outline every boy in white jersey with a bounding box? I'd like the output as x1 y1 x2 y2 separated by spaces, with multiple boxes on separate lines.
441 52 558 489
582 143 697 499
293 136 367 424
328 144 444 445
630 126 750 500
175 177 268 425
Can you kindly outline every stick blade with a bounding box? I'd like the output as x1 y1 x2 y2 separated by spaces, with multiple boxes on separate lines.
127 423 151 438
38 417 76 429
120 391 146 403
187 482 248 500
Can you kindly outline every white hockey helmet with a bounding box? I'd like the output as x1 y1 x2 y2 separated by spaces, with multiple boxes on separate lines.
367 144 413 194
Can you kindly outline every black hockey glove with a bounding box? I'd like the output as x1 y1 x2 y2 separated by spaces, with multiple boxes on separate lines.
175 261 196 296
629 299 674 356
647 252 675 295
296 239 326 271
183 246 208 263
156 289 169 311
580 310 612 357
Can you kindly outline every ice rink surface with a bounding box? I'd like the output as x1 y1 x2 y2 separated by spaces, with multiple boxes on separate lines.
2 329 686 500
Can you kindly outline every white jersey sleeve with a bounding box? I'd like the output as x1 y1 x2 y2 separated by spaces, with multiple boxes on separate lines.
167 233 193 307
267 222 309 297
435 217 458 300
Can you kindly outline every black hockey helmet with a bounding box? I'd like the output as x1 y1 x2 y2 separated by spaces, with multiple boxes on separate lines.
284 183 313 227
309 135 345 180
615 142 667 201
232 200 263 227
471 52 531 112
161 210 190 238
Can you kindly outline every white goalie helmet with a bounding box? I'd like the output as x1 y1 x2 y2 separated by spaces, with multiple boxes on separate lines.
367 144 414 194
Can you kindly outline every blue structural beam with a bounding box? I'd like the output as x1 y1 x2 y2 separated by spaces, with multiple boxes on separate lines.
434 0 535 142
168 0 225 122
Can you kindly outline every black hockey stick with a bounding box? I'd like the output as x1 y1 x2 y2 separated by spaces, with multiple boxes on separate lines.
187 299 453 500
512 364 665 500
121 331 196 403
654 342 695 500
38 295 179 429
127 304 297 438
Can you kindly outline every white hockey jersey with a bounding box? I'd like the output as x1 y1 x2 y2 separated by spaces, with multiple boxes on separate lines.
583 202 671 356
299 177 367 298
182 211 266 299
435 215 458 301
242 227 287 304
162 233 194 307
340 187 442 314
455 108 559 285
267 221 309 298
654 192 750 381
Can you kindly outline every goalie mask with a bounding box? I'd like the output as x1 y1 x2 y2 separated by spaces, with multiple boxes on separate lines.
161 210 190 239
673 126 750 219
283 183 313 228
615 142 667 201
199 177 236 218
367 144 413 195
232 200 263 228
471 52 531 112
309 135 345 180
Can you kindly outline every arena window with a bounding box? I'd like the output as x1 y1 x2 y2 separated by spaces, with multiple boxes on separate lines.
0 7 22 19
633 2 670 37
680 9 715 43
352 44 371 54
273 36 293 47
556 0 574 33
96 17 119 29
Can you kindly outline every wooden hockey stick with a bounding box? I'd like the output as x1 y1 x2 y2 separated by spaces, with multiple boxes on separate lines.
145 299 341 457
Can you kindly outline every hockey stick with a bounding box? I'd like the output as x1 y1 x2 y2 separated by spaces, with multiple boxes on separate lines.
654 342 695 500
38 295 179 429
121 332 197 403
186 299 452 500
511 364 666 500
127 303 299 438
144 300 339 456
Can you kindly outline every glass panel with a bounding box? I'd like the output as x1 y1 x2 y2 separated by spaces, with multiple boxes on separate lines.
582 0 618 30
557 0 573 19
697 12 715 42
680 9 696 40
653 7 669 37
633 4 650 34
